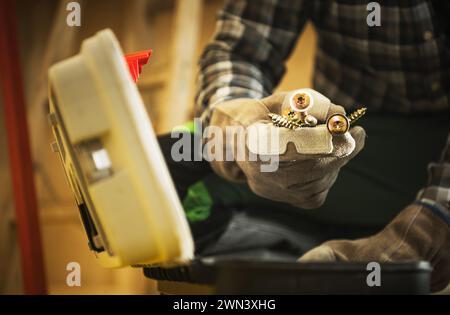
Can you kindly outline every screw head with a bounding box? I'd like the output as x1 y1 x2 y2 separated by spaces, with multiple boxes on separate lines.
290 92 313 112
282 108 295 117
327 114 349 135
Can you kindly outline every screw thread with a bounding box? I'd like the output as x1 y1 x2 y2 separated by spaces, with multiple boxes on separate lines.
348 107 367 124
268 113 303 130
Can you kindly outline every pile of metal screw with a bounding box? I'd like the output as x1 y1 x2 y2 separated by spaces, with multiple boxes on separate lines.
268 91 366 135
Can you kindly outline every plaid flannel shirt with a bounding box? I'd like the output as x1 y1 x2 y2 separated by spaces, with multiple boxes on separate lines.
195 0 450 221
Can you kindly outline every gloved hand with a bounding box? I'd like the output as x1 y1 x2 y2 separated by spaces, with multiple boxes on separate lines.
206 88 366 209
299 203 450 292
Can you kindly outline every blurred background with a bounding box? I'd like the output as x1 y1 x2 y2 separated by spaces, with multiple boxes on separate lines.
0 0 316 294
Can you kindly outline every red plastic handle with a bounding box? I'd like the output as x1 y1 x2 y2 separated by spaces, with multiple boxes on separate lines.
125 49 152 83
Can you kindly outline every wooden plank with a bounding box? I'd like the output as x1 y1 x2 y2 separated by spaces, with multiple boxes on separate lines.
158 0 202 133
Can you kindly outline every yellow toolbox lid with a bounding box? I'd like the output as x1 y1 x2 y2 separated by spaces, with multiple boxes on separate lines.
48 29 194 268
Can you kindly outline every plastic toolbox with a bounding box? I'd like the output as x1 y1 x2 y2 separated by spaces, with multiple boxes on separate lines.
144 259 431 294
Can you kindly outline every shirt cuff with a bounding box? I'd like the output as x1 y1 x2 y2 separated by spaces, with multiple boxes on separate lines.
415 198 450 227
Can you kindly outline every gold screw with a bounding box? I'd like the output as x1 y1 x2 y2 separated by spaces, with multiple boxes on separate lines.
326 107 367 135
268 113 304 130
282 109 297 119
285 110 304 124
288 92 313 125
291 92 311 111
327 114 350 135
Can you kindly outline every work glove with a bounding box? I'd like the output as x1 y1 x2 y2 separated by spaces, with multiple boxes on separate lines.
206 88 366 209
299 203 450 292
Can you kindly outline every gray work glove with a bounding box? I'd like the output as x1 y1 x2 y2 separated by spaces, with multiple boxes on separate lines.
206 89 366 209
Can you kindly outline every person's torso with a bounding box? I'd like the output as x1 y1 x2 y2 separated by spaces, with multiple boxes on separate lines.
308 0 450 113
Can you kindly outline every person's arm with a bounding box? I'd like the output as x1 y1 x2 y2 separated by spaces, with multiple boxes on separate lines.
196 0 311 120
195 1 365 209
416 133 450 224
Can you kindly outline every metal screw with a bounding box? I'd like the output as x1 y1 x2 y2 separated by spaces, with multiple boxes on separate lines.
269 107 366 133
326 114 349 135
283 108 317 127
326 107 367 135
268 113 304 130
291 92 311 111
